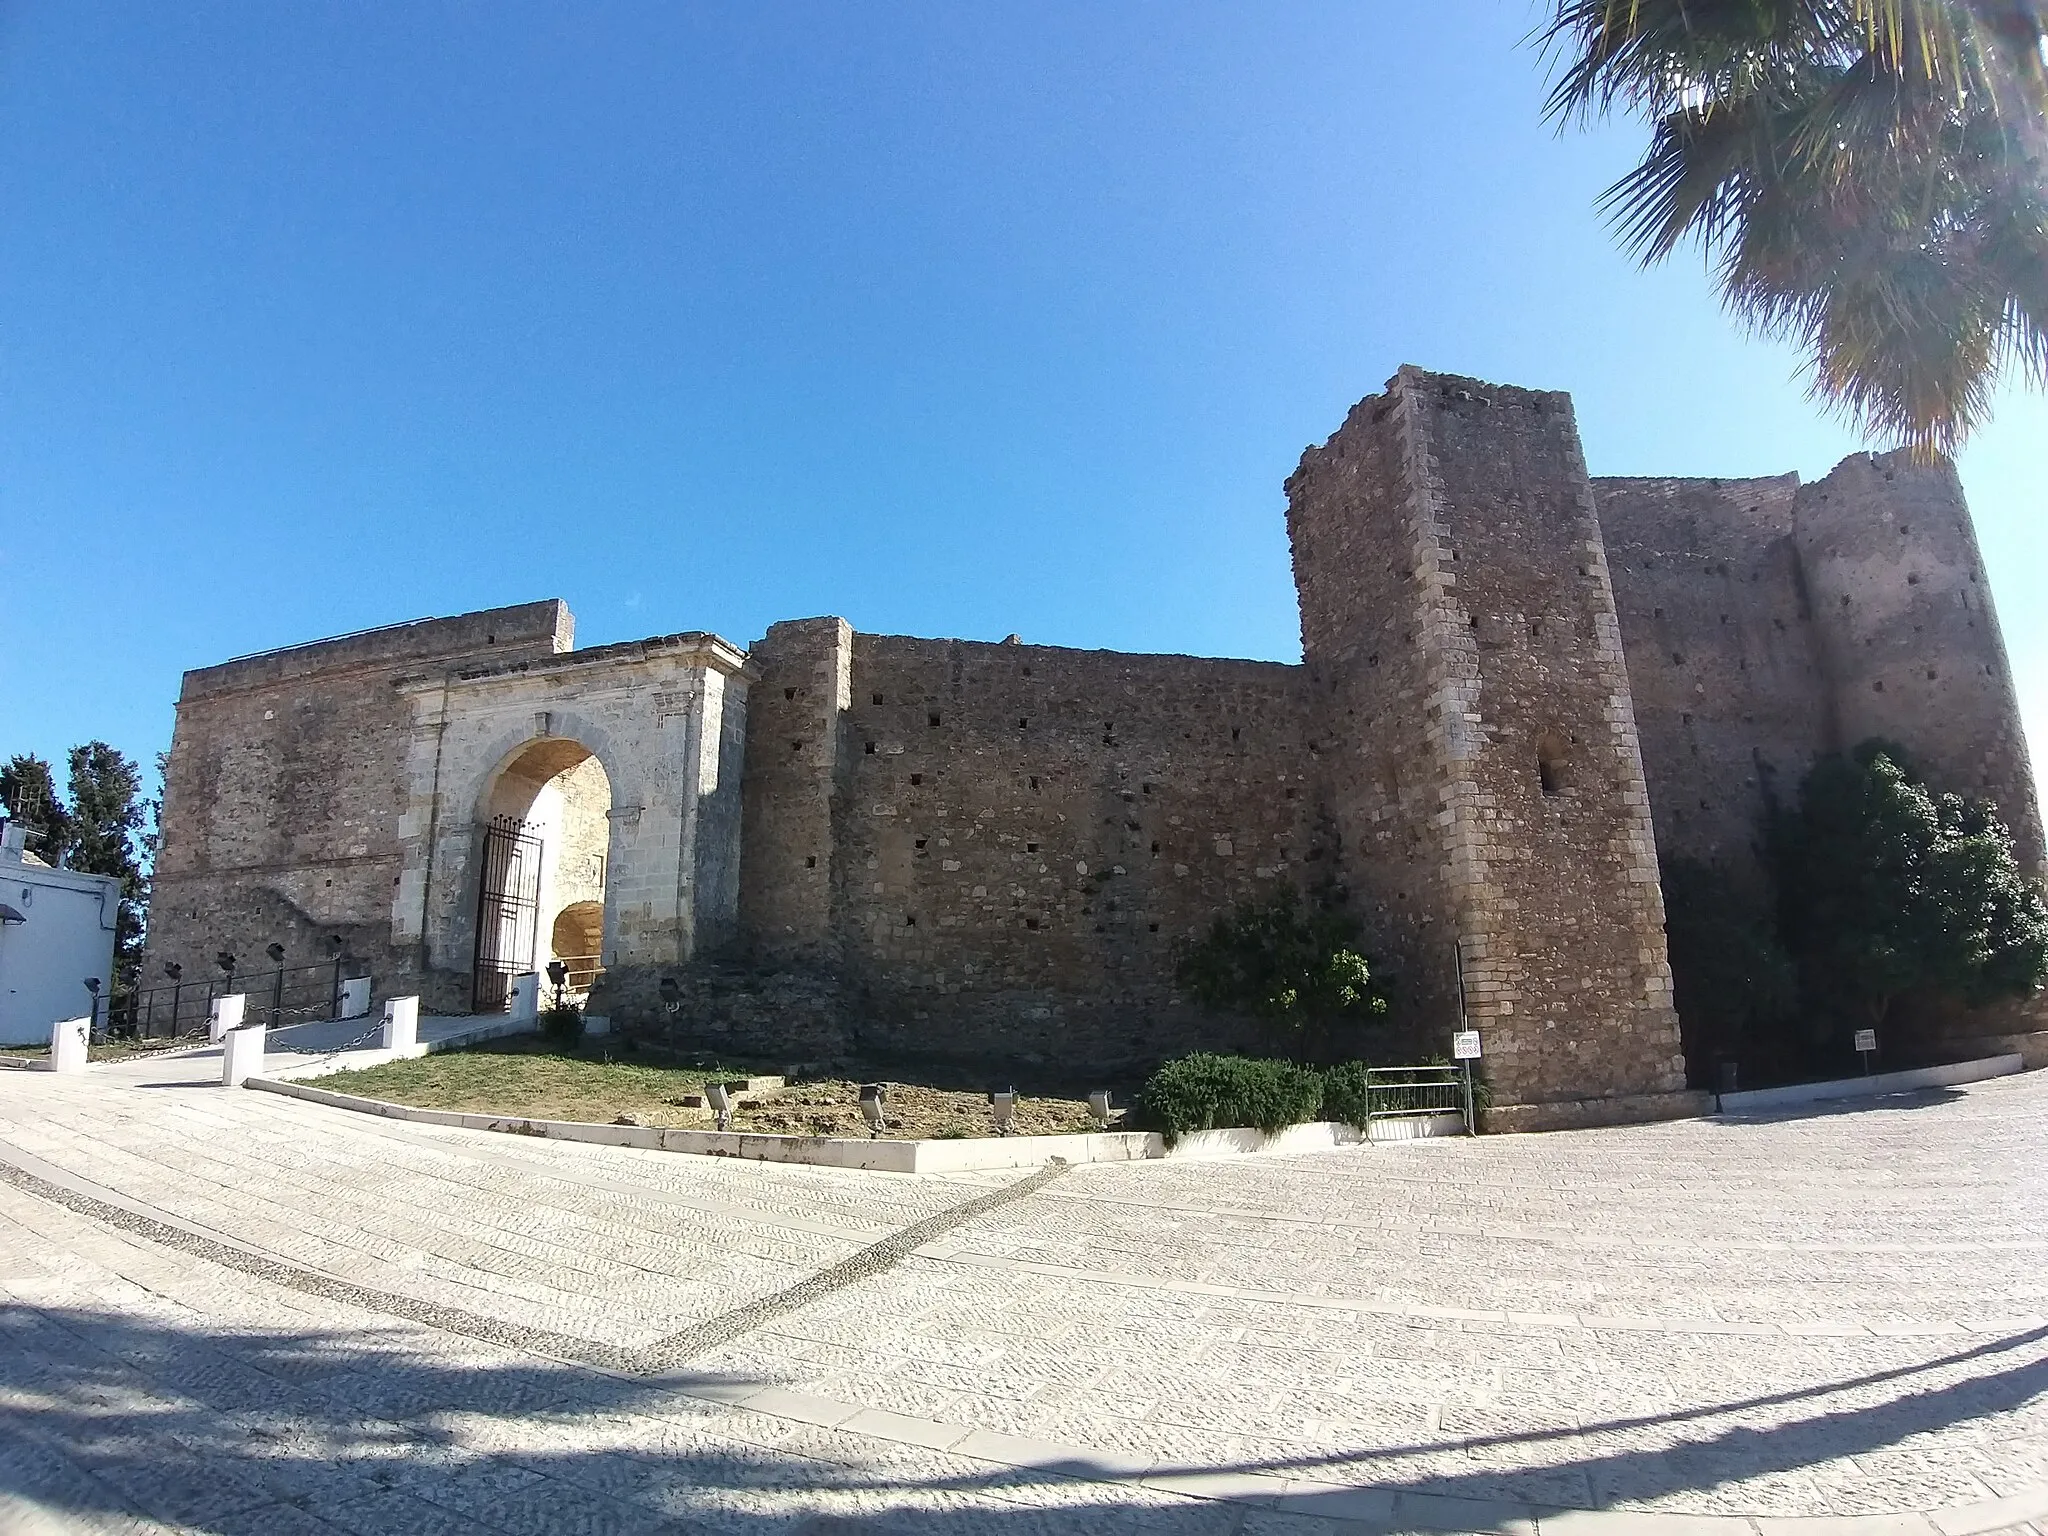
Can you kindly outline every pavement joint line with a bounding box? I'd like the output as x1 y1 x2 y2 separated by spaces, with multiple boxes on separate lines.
1035 1185 2048 1256
915 1244 2036 1341
0 1139 1070 1379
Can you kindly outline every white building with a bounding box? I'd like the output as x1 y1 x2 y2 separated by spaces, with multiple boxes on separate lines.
0 821 121 1045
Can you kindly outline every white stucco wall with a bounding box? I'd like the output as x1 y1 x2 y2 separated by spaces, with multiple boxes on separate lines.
0 824 122 1045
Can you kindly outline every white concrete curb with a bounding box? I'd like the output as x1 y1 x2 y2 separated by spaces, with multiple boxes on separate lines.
1718 1053 2023 1113
239 1079 1470 1172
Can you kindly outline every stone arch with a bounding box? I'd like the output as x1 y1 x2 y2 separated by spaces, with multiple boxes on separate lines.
467 710 639 826
465 720 626 1008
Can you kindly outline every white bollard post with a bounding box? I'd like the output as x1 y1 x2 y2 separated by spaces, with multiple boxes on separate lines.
509 973 540 1024
337 976 372 1020
49 1016 91 1074
207 993 247 1043
381 995 419 1052
221 1025 265 1087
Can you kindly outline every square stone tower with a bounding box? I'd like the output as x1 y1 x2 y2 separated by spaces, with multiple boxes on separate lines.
1287 367 1695 1129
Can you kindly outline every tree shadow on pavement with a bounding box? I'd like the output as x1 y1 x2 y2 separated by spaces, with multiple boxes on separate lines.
3 1304 2046 1534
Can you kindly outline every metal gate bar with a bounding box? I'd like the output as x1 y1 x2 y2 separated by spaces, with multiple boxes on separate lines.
473 815 543 1013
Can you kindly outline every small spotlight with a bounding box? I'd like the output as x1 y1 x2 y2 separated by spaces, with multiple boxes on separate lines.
266 942 286 964
859 1083 888 1138
163 962 183 982
216 951 236 976
1088 1090 1112 1130
989 1088 1017 1137
705 1081 734 1133
657 975 682 1012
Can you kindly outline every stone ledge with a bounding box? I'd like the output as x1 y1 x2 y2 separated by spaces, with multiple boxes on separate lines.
1718 1054 2023 1114
1485 1089 1714 1135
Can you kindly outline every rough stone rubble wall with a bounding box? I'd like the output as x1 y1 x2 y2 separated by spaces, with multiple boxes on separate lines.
735 626 1320 1070
147 602 572 998
1595 474 1833 887
1793 451 2044 870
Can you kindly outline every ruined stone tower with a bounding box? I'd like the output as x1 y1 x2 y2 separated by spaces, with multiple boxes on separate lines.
1287 368 1689 1126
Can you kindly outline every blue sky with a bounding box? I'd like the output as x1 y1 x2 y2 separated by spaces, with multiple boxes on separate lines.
2 1 2042 801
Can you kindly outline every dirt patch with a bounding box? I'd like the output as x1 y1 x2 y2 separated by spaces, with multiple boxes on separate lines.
312 1036 1126 1139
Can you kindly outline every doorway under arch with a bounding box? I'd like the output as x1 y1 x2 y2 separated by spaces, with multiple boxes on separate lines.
550 901 605 995
472 739 612 1011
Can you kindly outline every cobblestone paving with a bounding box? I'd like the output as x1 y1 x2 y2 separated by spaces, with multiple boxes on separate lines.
3 1050 2047 1533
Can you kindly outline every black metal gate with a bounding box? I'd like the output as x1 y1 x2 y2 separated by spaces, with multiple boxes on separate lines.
473 815 543 1013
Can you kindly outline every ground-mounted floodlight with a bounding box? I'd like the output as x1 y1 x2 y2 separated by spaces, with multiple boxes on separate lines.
658 975 682 1013
164 961 182 981
266 942 285 964
859 1083 888 1138
705 1081 734 1133
990 1088 1017 1137
216 951 236 978
0 903 23 926
1088 1090 1112 1130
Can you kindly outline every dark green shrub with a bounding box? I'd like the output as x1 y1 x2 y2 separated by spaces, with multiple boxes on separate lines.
1136 1053 1324 1142
1775 741 2048 1037
539 1003 584 1049
1320 1060 1374 1127
1177 886 1390 1060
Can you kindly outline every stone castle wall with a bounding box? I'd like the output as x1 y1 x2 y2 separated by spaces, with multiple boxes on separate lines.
732 625 1321 1070
149 602 572 997
142 367 2041 1119
1595 475 1833 888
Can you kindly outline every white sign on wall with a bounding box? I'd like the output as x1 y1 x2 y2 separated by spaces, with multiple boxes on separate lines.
1452 1030 1482 1061
1853 1028 1877 1054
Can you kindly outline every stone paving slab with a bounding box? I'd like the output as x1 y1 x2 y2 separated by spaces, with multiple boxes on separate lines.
3 1063 2048 1531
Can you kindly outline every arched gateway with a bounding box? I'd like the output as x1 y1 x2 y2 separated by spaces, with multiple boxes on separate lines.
388 631 750 1015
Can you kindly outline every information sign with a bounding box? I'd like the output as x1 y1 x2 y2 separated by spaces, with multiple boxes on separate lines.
1452 1030 1482 1061
1853 1028 1877 1054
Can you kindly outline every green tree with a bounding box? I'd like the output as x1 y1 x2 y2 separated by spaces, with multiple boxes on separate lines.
1177 886 1390 1060
1 754 71 864
62 743 150 992
1773 741 2048 1034
1543 0 2048 456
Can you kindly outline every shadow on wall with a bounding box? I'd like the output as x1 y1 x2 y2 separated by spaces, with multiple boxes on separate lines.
3 1304 2046 1529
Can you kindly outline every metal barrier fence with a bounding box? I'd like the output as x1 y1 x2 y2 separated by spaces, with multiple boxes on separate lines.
1364 1063 1475 1136
104 960 372 1042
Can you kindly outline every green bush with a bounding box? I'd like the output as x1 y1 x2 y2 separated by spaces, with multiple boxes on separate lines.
539 1003 584 1049
1176 887 1390 1060
1136 1053 1325 1142
1320 1060 1374 1127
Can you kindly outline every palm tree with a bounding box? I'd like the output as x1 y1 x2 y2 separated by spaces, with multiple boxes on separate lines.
1544 0 2047 457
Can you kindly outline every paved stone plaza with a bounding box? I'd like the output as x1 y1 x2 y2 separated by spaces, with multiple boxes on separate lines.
3 1051 2047 1534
